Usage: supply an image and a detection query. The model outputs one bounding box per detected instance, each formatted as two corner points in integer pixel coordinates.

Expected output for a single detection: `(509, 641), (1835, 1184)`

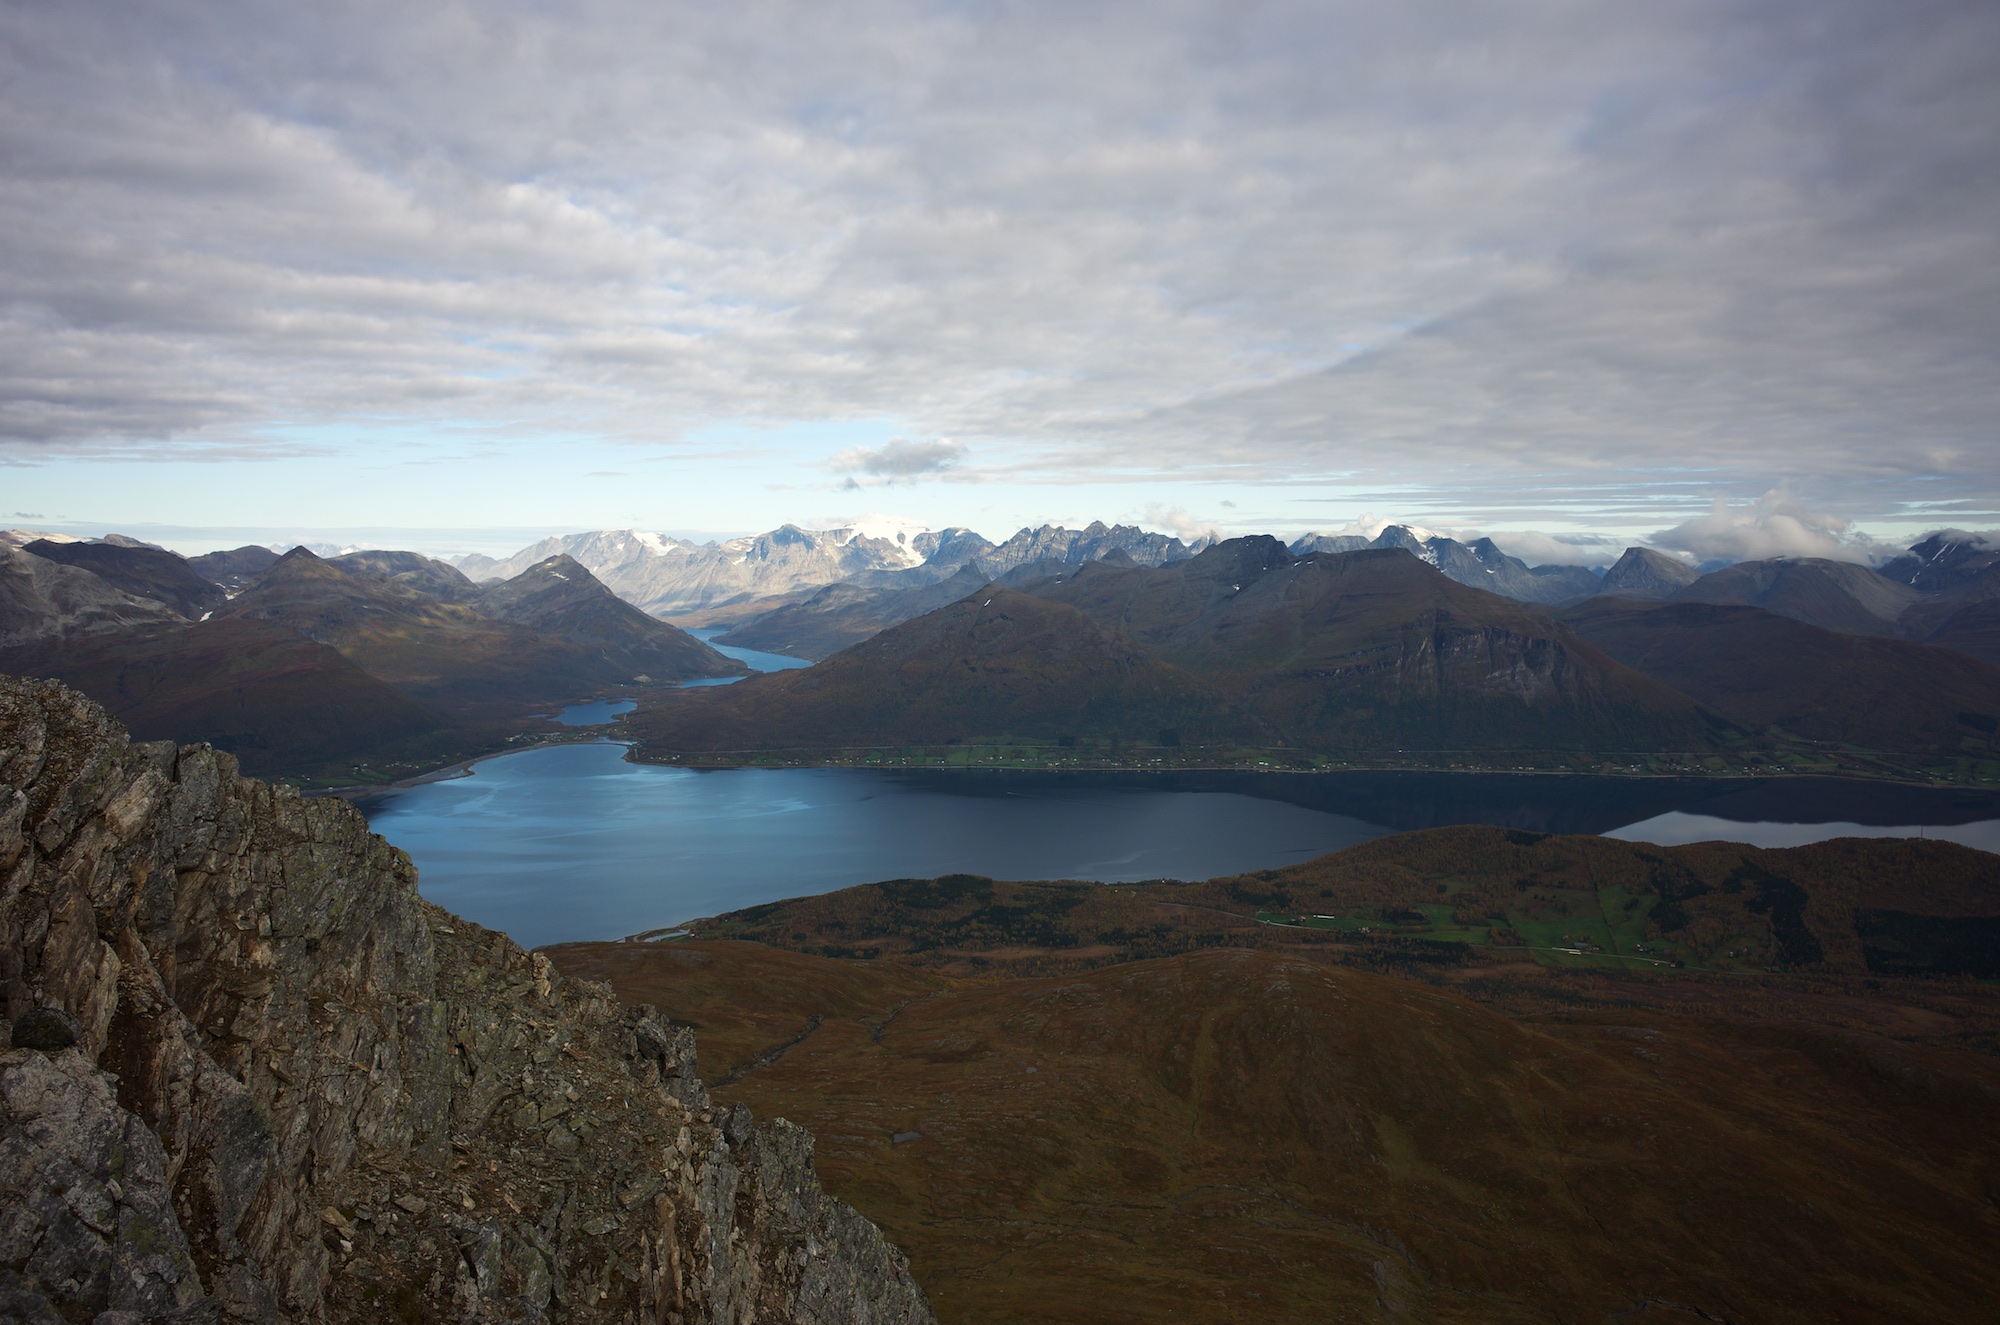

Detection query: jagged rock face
(0, 677), (934, 1325)
(978, 522), (1204, 574)
(1291, 528), (1600, 605)
(461, 528), (924, 619)
(1877, 530), (2000, 593)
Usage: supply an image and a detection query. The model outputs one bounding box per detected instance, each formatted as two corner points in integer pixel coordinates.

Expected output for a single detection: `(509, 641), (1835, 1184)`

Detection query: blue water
(365, 744), (1389, 946)
(688, 626), (812, 676)
(360, 747), (2000, 948)
(554, 699), (636, 726)
(1607, 811), (2000, 854)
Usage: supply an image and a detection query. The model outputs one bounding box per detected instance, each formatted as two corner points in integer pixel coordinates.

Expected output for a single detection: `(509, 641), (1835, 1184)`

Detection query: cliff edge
(0, 675), (935, 1324)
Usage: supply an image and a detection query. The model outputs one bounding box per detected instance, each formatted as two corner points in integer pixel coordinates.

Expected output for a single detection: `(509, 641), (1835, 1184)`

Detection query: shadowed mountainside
(222, 547), (737, 720)
(0, 544), (182, 647)
(0, 616), (448, 774)
(713, 564), (997, 661)
(329, 547), (485, 603)
(1562, 596), (2000, 754)
(1670, 556), (1920, 636)
(1289, 525), (1602, 603)
(186, 543), (281, 590)
(22, 537), (227, 620)
(1597, 546), (1701, 598)
(1, 546), (743, 778)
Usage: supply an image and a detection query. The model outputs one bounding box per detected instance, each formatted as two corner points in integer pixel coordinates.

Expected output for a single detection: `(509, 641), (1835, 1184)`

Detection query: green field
(1258, 888), (1687, 969)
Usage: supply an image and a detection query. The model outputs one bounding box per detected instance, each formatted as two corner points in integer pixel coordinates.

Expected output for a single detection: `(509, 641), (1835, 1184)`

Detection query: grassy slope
(625, 589), (1247, 753)
(551, 831), (2000, 1325)
(667, 827), (2000, 979)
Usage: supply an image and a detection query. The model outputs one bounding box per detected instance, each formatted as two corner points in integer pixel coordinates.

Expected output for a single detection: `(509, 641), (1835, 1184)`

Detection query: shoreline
(321, 733), (637, 805)
(315, 731), (1998, 802)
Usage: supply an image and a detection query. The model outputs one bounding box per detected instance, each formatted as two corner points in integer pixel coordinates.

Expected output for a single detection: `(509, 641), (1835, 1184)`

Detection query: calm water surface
(688, 626), (812, 675)
(553, 698), (636, 726)
(360, 743), (2000, 947)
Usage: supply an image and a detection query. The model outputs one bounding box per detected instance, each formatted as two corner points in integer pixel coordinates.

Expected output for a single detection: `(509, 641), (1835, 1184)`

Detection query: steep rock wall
(0, 677), (934, 1324)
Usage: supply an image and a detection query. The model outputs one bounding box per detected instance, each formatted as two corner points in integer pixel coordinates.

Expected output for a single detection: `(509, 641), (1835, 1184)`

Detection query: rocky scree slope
(0, 677), (933, 1325)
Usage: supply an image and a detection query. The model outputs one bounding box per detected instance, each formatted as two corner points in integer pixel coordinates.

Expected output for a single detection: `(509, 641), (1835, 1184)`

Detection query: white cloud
(1480, 530), (1625, 568)
(1649, 491), (1894, 565)
(1140, 504), (1225, 543)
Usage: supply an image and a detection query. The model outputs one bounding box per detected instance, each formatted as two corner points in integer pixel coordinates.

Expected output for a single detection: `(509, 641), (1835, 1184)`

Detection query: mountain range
(627, 533), (2000, 775)
(7, 519), (2000, 783)
(657, 522), (2000, 669)
(454, 520), (1214, 619)
(0, 537), (742, 777)
(626, 539), (1738, 763)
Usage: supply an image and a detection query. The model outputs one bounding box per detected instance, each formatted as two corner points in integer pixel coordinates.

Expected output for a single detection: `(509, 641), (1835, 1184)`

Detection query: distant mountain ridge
(453, 520), (1214, 620)
(1290, 525), (1602, 605)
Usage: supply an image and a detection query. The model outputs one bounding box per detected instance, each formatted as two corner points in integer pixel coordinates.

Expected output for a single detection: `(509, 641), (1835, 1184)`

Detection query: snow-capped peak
(633, 531), (685, 555)
(817, 514), (932, 565)
(1308, 514), (1440, 543)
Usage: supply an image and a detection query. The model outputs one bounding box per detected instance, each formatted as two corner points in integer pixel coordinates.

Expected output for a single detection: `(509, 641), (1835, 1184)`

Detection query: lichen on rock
(0, 676), (935, 1324)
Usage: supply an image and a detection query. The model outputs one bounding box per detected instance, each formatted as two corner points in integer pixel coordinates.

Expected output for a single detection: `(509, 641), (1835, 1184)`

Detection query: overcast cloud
(2, 0), (1997, 541)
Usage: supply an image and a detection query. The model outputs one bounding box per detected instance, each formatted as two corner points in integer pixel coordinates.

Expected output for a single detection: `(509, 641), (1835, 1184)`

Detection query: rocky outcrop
(0, 676), (934, 1324)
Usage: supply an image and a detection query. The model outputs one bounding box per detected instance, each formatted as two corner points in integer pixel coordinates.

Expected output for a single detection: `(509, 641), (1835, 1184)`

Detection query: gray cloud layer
(3, 0), (1996, 527)
(832, 438), (966, 479)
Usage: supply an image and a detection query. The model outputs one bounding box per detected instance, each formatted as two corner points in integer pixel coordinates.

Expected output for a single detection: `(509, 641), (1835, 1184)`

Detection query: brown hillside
(1021, 541), (1728, 751)
(552, 937), (2000, 1325)
(224, 547), (652, 719)
(0, 618), (447, 775)
(477, 554), (747, 681)
(625, 589), (1244, 753)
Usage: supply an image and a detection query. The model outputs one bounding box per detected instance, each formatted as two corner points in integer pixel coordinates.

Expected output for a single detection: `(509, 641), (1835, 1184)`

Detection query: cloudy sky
(3, 0), (1996, 561)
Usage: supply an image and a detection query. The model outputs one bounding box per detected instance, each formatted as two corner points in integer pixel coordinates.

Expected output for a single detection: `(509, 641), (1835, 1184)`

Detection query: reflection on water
(360, 745), (2000, 948)
(365, 744), (1387, 945)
